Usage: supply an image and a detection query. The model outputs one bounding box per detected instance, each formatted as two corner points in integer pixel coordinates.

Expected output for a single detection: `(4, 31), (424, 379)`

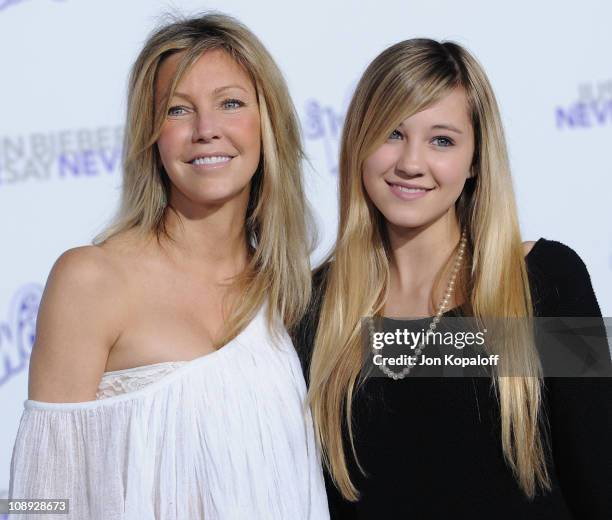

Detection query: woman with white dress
(9, 13), (329, 519)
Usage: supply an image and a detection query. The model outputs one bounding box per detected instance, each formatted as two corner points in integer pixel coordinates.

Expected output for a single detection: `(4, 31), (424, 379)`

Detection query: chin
(377, 206), (425, 229)
(191, 192), (244, 207)
(384, 217), (428, 231)
(168, 175), (247, 204)
(381, 207), (457, 233)
(194, 183), (251, 206)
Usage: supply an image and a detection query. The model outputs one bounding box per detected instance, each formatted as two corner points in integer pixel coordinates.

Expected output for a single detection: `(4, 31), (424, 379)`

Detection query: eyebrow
(172, 84), (249, 101)
(431, 124), (463, 134)
(213, 84), (249, 95)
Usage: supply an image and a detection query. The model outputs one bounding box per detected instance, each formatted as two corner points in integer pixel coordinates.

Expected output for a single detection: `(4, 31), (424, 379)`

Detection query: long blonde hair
(93, 12), (313, 338)
(309, 39), (550, 500)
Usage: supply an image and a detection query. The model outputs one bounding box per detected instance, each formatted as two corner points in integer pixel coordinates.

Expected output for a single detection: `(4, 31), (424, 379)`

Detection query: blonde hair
(93, 12), (313, 338)
(309, 39), (550, 500)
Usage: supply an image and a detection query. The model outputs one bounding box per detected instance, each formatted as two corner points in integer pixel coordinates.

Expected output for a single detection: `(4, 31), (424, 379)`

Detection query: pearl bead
(370, 229), (466, 380)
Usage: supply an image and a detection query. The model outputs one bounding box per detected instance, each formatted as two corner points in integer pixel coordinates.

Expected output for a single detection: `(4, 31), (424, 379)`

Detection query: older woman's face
(362, 88), (475, 231)
(155, 49), (261, 209)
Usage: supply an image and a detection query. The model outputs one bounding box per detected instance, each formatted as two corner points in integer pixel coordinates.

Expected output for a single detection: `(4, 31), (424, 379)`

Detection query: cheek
(431, 154), (472, 186)
(363, 147), (396, 185)
(362, 159), (378, 201)
(231, 113), (261, 155)
(156, 134), (171, 163)
(157, 123), (187, 163)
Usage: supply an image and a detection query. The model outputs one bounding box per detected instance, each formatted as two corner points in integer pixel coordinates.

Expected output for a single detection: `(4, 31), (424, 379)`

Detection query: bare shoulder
(28, 245), (127, 403)
(50, 245), (122, 289)
(522, 241), (537, 256)
(46, 246), (128, 318)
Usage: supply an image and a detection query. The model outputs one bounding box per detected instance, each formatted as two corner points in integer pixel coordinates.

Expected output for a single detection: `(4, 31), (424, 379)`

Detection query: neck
(159, 189), (251, 280)
(386, 211), (462, 315)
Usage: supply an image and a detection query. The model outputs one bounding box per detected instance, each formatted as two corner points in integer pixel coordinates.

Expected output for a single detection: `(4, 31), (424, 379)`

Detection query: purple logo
(303, 99), (344, 175)
(0, 284), (42, 387)
(0, 126), (123, 186)
(58, 148), (122, 178)
(556, 80), (612, 129)
(301, 82), (356, 176)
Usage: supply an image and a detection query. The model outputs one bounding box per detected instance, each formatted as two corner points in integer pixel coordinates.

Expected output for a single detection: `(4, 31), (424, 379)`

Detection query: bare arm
(28, 246), (125, 403)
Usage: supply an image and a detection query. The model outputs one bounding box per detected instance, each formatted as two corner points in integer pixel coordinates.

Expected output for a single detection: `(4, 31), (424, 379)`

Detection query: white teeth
(397, 186), (427, 193)
(191, 155), (232, 165)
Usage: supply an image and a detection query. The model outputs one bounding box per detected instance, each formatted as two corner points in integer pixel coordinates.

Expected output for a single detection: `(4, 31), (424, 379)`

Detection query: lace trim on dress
(96, 361), (188, 400)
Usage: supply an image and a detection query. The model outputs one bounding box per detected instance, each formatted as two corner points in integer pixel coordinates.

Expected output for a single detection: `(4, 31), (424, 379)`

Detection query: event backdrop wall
(1, 0), (611, 501)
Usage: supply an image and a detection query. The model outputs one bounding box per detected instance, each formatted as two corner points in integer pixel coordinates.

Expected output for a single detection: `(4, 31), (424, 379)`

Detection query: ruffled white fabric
(9, 306), (329, 519)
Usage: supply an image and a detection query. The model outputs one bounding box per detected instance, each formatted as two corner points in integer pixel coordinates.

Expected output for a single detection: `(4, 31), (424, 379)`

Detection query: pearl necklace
(369, 230), (467, 380)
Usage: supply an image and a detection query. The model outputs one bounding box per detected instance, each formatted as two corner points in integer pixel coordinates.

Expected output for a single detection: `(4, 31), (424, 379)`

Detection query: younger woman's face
(155, 49), (261, 209)
(362, 88), (475, 232)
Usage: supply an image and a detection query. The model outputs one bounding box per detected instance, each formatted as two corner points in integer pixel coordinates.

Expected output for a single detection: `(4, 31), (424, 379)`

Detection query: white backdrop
(1, 0), (611, 501)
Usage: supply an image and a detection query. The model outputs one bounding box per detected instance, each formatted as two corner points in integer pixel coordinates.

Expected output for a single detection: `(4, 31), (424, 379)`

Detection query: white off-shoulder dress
(9, 305), (329, 519)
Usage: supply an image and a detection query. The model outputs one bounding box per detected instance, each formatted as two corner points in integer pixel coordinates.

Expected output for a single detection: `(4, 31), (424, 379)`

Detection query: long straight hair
(309, 39), (550, 500)
(93, 13), (313, 338)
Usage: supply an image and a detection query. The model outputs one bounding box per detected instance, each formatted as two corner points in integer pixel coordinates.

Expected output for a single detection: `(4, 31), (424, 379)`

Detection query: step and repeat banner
(1, 0), (611, 498)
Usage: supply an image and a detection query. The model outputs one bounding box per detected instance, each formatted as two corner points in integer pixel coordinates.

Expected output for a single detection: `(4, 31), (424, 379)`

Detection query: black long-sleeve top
(292, 238), (612, 519)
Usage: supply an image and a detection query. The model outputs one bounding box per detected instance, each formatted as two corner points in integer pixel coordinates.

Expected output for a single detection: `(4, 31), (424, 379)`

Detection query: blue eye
(389, 129), (403, 140)
(167, 106), (187, 117)
(223, 98), (245, 109)
(432, 136), (454, 147)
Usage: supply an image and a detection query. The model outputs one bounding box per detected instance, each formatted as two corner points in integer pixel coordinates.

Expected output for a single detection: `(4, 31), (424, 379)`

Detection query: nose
(396, 140), (425, 178)
(192, 110), (221, 143)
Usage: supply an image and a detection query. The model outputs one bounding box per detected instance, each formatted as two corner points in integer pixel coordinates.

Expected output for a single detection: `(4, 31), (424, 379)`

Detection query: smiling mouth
(395, 186), (429, 193)
(386, 181), (435, 201)
(189, 155), (234, 166)
(386, 181), (434, 193)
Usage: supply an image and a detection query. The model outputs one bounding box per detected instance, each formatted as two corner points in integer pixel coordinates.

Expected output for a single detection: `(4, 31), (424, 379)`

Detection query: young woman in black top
(295, 39), (611, 519)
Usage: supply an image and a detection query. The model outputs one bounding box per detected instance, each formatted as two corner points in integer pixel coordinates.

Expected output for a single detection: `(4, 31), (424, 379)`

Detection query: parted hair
(308, 38), (550, 501)
(93, 12), (313, 339)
